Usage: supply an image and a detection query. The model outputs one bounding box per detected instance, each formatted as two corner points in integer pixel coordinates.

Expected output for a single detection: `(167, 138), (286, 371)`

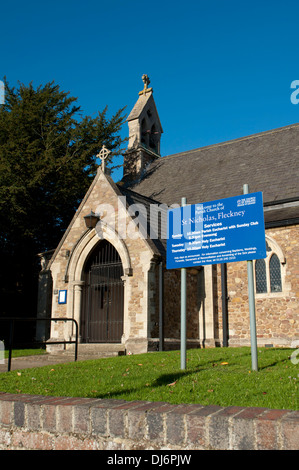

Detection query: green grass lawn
(4, 348), (46, 359)
(0, 347), (298, 410)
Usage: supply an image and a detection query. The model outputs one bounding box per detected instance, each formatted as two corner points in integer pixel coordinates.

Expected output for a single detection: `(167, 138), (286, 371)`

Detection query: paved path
(0, 353), (109, 373)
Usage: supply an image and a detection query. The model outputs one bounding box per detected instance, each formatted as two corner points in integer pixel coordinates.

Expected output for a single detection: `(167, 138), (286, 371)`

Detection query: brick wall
(0, 392), (298, 450)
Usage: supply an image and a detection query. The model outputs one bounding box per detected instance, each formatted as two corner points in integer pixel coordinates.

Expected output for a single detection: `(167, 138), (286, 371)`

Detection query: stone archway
(81, 239), (124, 343)
(65, 223), (132, 343)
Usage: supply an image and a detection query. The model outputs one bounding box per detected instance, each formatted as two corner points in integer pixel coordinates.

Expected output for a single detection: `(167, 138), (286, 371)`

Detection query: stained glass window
(270, 254), (282, 292)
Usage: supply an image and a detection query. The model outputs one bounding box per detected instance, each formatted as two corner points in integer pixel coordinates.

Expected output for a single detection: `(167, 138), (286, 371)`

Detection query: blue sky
(1, 0), (299, 181)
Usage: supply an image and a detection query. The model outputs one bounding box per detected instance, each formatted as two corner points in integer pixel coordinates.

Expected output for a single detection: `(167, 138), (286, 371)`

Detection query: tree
(0, 79), (126, 334)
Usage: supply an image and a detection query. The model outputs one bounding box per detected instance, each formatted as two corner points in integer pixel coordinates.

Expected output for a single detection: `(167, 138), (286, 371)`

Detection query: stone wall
(0, 393), (298, 450)
(157, 269), (200, 343)
(216, 225), (299, 347)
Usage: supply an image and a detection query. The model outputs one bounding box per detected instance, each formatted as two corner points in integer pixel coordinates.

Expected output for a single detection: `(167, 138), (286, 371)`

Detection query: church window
(269, 254), (282, 292)
(255, 259), (267, 293)
(254, 237), (284, 294)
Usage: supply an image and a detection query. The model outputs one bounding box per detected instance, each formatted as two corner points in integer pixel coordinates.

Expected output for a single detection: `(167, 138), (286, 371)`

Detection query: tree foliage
(0, 79), (126, 320)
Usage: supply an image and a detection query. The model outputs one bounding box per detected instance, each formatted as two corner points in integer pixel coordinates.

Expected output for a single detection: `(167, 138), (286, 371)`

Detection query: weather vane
(97, 145), (111, 173)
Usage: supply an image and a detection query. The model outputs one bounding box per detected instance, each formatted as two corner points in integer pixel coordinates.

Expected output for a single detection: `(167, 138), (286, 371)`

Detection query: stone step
(63, 343), (126, 358)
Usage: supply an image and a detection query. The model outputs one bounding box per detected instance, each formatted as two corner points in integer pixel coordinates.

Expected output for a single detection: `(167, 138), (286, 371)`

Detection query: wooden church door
(81, 240), (124, 343)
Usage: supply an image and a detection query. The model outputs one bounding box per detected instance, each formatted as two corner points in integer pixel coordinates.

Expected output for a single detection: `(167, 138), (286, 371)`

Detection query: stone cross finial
(142, 74), (150, 90)
(97, 145), (111, 173)
(139, 74), (153, 95)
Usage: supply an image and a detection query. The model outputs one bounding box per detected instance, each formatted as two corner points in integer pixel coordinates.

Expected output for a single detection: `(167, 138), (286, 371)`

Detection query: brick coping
(0, 392), (298, 450)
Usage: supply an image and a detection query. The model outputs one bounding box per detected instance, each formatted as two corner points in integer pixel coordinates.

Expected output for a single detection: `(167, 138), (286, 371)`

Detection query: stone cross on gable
(97, 145), (111, 173)
(139, 74), (153, 95)
(142, 74), (150, 90)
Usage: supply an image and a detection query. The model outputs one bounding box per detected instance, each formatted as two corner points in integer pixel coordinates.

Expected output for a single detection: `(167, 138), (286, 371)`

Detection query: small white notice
(58, 290), (67, 304)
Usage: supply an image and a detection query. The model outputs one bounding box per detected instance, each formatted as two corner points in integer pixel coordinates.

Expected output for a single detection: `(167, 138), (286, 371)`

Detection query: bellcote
(123, 75), (163, 183)
(127, 75), (163, 155)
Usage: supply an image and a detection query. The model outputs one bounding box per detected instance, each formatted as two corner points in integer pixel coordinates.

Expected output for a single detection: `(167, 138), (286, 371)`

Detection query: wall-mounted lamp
(83, 210), (100, 229)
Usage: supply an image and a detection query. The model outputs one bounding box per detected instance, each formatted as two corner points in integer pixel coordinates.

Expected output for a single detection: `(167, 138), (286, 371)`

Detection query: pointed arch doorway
(81, 240), (124, 343)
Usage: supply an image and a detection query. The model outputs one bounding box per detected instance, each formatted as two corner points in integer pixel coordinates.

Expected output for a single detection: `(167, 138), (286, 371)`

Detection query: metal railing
(0, 317), (78, 372)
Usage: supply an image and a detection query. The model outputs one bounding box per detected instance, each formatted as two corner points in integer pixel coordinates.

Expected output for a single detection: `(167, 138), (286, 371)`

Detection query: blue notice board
(167, 192), (266, 269)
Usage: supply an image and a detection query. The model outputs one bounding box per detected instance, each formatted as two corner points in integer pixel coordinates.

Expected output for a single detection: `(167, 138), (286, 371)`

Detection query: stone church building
(41, 76), (299, 354)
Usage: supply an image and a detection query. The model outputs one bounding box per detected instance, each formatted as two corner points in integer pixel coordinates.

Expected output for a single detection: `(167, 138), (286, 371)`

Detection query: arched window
(255, 259), (267, 293)
(269, 254), (282, 292)
(141, 118), (149, 147)
(254, 238), (284, 294)
(149, 124), (157, 152)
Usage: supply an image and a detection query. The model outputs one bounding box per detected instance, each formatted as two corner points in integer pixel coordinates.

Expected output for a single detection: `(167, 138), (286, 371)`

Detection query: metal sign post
(167, 190), (265, 372)
(180, 197), (187, 370)
(243, 184), (258, 371)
